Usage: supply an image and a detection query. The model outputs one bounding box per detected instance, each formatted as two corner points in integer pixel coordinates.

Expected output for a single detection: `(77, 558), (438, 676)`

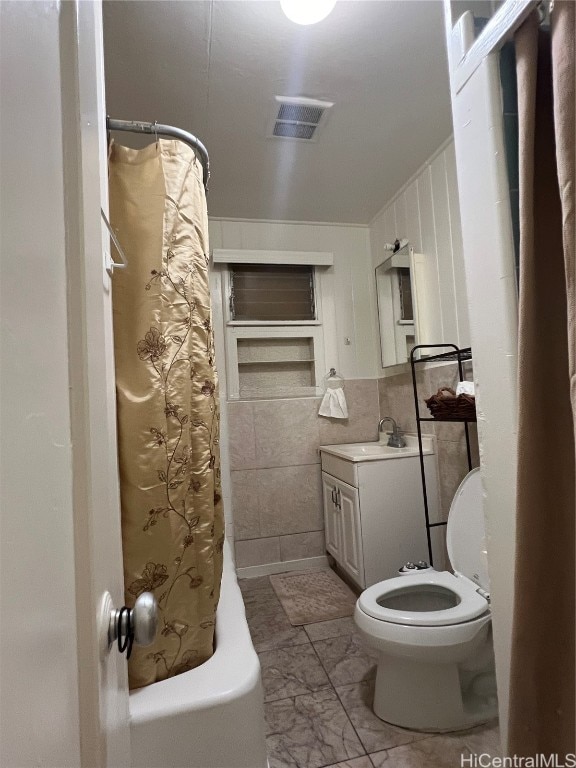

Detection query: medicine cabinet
(375, 244), (437, 368)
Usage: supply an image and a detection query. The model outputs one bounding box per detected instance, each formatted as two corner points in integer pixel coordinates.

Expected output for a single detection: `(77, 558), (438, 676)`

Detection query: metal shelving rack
(410, 344), (474, 565)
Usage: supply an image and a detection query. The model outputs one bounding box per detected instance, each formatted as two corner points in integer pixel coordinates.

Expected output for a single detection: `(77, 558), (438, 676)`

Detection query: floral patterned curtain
(109, 139), (224, 689)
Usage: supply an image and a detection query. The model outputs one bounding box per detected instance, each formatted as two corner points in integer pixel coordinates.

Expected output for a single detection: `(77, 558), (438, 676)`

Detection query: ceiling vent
(269, 96), (334, 142)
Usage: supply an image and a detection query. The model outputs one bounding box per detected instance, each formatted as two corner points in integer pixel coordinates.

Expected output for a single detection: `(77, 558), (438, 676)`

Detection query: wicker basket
(424, 387), (476, 421)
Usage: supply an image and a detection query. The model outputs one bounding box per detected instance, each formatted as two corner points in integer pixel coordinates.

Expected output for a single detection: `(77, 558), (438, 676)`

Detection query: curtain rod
(106, 118), (210, 190)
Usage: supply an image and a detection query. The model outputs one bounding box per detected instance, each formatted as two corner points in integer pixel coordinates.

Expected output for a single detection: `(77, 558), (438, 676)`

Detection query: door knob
(108, 592), (158, 658)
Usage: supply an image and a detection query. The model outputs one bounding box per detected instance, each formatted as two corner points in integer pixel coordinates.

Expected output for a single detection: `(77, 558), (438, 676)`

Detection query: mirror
(375, 244), (418, 368)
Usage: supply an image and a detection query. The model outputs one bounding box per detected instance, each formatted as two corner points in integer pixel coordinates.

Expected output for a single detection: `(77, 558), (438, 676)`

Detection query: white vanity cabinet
(321, 474), (363, 585)
(320, 436), (439, 589)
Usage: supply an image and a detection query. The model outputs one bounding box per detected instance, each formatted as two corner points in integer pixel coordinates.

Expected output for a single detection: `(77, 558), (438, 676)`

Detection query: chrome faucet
(378, 416), (406, 448)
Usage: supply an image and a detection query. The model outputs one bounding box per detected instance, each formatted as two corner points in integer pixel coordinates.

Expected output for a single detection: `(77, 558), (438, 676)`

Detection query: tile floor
(239, 573), (501, 768)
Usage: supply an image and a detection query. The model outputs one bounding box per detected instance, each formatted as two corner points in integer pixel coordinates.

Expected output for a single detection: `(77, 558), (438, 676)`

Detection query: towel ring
(323, 368), (344, 391)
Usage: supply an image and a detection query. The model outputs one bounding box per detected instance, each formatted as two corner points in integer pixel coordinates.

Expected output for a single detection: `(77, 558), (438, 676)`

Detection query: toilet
(354, 468), (498, 732)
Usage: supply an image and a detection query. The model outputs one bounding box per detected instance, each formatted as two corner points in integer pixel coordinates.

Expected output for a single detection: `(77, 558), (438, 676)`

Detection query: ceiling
(103, 1), (452, 225)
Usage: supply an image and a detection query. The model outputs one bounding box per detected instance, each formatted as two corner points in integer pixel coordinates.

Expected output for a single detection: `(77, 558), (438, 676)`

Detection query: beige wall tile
(436, 438), (475, 520)
(378, 367), (479, 511)
(231, 470), (261, 540)
(430, 525), (449, 571)
(425, 362), (460, 394)
(253, 398), (321, 468)
(432, 420), (466, 442)
(279, 531), (326, 561)
(432, 419), (480, 447)
(377, 369), (433, 435)
(377, 377), (391, 415)
(319, 379), (380, 446)
(469, 422), (480, 467)
(235, 536), (281, 568)
(227, 401), (257, 470)
(259, 464), (323, 537)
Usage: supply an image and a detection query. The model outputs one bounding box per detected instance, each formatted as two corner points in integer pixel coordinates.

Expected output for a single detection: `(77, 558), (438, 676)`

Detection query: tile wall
(228, 380), (381, 569)
(229, 366), (478, 572)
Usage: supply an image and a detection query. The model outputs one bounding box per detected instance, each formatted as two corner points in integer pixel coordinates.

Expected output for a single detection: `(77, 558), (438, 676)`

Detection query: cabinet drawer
(320, 451), (358, 487)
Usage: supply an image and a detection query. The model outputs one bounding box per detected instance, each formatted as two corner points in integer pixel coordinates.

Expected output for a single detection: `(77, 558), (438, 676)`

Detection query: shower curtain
(509, 3), (575, 756)
(109, 140), (224, 689)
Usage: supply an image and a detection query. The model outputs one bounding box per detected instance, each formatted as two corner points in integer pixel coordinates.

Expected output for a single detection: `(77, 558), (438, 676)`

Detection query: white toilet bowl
(354, 469), (498, 732)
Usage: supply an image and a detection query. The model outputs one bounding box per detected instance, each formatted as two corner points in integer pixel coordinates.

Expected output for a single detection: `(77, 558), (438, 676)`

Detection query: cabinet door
(337, 481), (365, 587)
(322, 472), (341, 558)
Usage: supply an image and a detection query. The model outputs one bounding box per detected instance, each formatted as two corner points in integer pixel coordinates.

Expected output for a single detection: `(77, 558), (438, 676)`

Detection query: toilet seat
(357, 570), (489, 627)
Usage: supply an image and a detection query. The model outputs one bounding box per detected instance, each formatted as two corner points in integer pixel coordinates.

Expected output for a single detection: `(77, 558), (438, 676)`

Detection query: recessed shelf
(238, 358), (315, 365)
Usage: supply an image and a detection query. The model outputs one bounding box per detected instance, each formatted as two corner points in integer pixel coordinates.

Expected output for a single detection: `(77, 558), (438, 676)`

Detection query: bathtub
(129, 541), (268, 768)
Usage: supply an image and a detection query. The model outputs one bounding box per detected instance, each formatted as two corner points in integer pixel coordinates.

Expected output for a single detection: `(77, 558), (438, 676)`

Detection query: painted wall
(370, 139), (471, 375)
(209, 219), (380, 572)
(0, 3), (82, 764)
(210, 218), (379, 381)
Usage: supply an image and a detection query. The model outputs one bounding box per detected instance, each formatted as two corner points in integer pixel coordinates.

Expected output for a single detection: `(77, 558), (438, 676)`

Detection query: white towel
(456, 381), (475, 397)
(318, 387), (348, 419)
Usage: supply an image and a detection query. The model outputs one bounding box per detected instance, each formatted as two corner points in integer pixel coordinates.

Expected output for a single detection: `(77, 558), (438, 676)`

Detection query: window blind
(230, 264), (316, 321)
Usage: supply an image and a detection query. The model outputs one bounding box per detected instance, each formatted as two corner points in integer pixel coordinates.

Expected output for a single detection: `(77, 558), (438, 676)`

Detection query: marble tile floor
(239, 574), (501, 768)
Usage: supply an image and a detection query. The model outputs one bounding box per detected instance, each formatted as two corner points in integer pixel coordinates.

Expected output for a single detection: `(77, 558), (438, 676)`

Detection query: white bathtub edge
(129, 541), (261, 726)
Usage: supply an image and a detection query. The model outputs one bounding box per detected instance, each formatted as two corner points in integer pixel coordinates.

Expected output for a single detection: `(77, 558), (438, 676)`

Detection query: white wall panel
(445, 142), (471, 347)
(416, 168), (444, 344)
(383, 207), (397, 255)
(369, 139), (469, 372)
(331, 236), (357, 376)
(210, 219), (223, 249)
(394, 195), (408, 244)
(430, 152), (459, 344)
(208, 218), (378, 380)
(405, 181), (423, 253)
(351, 229), (378, 377)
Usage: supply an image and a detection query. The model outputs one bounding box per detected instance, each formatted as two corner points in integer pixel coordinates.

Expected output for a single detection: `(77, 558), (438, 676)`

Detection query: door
(322, 472), (341, 558)
(0, 2), (131, 766)
(337, 481), (364, 588)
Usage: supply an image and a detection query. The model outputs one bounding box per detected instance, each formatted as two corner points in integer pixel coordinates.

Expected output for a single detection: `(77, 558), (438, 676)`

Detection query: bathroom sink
(344, 444), (411, 457)
(319, 435), (434, 463)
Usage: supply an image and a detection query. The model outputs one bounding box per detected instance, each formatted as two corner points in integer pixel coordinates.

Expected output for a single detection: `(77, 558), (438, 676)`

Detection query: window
(220, 258), (328, 401)
(229, 264), (316, 322)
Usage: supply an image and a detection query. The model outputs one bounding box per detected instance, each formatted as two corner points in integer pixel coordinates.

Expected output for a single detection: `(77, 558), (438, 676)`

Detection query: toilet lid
(446, 469), (490, 592)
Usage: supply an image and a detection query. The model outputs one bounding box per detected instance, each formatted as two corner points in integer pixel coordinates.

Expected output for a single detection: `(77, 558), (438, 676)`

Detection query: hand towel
(318, 387), (348, 419)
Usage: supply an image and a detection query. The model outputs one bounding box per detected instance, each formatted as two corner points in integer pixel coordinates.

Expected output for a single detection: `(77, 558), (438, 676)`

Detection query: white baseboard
(236, 555), (329, 579)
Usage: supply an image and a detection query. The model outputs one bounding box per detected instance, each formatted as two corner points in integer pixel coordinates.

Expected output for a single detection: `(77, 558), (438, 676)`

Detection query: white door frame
(443, 0), (537, 746)
(62, 1), (131, 765)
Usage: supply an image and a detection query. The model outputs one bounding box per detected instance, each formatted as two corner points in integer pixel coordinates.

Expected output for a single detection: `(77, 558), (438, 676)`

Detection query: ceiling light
(280, 0), (336, 26)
